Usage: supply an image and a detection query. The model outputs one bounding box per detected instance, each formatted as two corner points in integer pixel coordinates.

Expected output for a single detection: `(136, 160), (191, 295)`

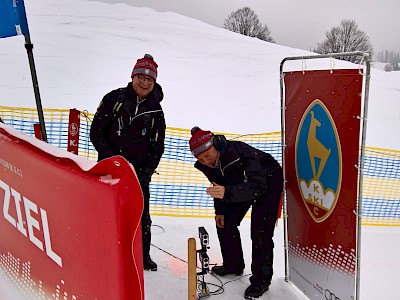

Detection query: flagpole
(24, 34), (48, 142)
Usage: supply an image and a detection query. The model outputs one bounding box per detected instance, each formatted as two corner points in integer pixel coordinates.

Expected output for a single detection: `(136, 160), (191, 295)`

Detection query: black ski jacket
(90, 82), (166, 179)
(195, 135), (281, 215)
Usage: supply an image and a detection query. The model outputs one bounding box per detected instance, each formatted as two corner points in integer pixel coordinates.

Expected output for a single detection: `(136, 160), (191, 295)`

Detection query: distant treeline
(375, 50), (400, 71)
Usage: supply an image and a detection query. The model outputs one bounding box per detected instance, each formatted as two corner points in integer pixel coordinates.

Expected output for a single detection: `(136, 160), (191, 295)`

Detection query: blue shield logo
(295, 99), (342, 222)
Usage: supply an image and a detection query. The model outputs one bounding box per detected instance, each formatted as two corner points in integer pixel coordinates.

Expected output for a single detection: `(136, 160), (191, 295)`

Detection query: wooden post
(188, 238), (197, 300)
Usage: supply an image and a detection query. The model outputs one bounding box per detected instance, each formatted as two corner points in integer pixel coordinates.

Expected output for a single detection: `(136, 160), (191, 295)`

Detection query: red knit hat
(131, 54), (158, 81)
(189, 127), (214, 157)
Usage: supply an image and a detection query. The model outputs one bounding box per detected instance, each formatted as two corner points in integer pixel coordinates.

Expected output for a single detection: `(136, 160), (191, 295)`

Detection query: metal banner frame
(279, 52), (371, 300)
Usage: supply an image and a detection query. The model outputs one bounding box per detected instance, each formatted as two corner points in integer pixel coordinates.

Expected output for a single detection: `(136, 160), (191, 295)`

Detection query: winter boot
(144, 256), (157, 271)
(211, 265), (243, 276)
(244, 282), (270, 299)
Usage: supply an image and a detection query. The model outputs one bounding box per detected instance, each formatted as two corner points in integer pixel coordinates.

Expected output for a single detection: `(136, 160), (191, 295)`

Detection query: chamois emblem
(295, 99), (342, 222)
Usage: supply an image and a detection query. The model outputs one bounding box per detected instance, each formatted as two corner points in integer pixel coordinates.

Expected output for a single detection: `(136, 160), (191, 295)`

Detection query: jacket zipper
(219, 158), (240, 177)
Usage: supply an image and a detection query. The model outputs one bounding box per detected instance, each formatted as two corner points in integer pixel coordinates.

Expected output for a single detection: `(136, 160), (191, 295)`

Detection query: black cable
(150, 224), (250, 297)
(197, 271), (224, 295)
(202, 271), (251, 295)
(81, 110), (93, 122)
(150, 242), (189, 264)
(151, 224), (165, 233)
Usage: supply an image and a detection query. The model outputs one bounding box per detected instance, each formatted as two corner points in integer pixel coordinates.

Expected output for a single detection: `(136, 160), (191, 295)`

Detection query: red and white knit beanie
(189, 127), (214, 157)
(131, 54), (158, 81)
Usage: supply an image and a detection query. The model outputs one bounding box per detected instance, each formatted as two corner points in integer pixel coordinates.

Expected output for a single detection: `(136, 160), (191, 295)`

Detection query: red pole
(67, 108), (80, 154)
(33, 123), (42, 140)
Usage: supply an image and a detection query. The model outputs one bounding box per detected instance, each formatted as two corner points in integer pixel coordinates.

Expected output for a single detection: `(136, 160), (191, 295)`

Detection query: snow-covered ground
(1, 0), (399, 299)
(2, 216), (399, 300)
(142, 217), (400, 300)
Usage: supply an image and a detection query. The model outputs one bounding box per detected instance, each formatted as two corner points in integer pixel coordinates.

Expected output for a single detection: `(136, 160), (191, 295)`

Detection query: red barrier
(0, 123), (144, 299)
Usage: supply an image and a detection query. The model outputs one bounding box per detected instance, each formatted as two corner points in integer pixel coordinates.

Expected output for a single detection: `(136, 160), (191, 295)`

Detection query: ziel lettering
(0, 179), (62, 267)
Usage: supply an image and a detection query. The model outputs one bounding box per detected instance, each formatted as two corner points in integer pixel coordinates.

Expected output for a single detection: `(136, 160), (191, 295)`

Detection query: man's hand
(215, 215), (224, 228)
(206, 182), (225, 199)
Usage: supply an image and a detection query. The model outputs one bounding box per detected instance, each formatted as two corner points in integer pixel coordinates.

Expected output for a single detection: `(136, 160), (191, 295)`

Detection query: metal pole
(279, 61), (289, 282)
(355, 55), (371, 300)
(280, 51), (367, 65)
(24, 34), (48, 142)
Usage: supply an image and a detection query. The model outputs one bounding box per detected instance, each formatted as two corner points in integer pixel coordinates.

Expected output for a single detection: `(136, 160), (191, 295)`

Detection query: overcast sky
(94, 0), (400, 54)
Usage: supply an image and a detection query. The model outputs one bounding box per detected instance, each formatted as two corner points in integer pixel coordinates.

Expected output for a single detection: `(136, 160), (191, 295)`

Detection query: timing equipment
(199, 226), (209, 247)
(197, 227), (210, 299)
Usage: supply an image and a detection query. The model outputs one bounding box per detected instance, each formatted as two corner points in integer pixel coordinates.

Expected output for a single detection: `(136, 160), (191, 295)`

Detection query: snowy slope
(0, 0), (398, 148)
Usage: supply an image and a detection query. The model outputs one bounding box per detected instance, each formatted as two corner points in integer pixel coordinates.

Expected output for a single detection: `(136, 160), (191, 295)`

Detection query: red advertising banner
(284, 69), (362, 300)
(0, 123), (144, 300)
(67, 108), (80, 154)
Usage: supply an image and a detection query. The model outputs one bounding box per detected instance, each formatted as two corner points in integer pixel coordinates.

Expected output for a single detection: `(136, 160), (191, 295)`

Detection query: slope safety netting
(1, 106), (399, 226)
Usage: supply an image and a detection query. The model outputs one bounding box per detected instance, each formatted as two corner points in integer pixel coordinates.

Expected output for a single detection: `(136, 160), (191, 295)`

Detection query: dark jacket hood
(153, 82), (164, 103)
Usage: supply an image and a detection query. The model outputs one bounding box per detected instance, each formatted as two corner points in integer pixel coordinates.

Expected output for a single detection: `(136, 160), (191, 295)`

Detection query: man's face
(196, 147), (219, 167)
(132, 74), (155, 98)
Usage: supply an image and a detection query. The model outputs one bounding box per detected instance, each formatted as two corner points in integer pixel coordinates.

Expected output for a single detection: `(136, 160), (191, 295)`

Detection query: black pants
(216, 169), (283, 285)
(140, 179), (152, 259)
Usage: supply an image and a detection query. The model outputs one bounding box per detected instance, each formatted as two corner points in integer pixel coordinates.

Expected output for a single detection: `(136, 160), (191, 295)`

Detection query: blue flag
(0, 0), (29, 38)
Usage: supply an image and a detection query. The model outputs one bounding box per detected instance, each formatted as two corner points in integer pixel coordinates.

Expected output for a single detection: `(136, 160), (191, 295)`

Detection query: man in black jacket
(90, 54), (166, 271)
(189, 127), (283, 299)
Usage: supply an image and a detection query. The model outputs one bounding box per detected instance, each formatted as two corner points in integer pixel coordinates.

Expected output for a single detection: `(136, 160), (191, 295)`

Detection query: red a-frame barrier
(0, 122), (144, 299)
